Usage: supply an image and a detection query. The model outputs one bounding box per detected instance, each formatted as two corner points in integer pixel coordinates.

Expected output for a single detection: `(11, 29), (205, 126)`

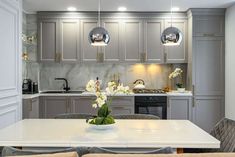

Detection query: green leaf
(98, 103), (109, 117)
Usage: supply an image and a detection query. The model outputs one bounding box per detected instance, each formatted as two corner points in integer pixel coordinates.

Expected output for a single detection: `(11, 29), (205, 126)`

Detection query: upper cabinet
(102, 19), (121, 62)
(164, 19), (187, 63)
(38, 19), (59, 62)
(122, 19), (144, 62)
(80, 19), (98, 62)
(37, 13), (188, 64)
(144, 19), (164, 63)
(193, 15), (224, 37)
(38, 18), (80, 63)
(59, 19), (80, 62)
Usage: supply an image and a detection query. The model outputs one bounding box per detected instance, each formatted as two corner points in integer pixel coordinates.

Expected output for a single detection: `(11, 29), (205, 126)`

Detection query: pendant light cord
(98, 0), (101, 27)
(170, 0), (173, 27)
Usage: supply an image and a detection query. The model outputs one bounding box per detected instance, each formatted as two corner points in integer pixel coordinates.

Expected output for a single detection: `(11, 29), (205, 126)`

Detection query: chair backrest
(113, 114), (160, 120)
(210, 118), (235, 152)
(54, 113), (94, 119)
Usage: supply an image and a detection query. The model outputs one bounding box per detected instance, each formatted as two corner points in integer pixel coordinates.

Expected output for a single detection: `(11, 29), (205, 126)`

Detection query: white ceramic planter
(88, 123), (115, 130)
(177, 88), (186, 93)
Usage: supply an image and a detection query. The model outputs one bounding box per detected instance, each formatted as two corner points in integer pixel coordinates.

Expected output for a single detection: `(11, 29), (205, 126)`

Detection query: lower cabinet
(71, 96), (97, 115)
(40, 96), (135, 118)
(192, 96), (225, 132)
(22, 97), (40, 119)
(41, 96), (71, 118)
(109, 97), (135, 115)
(167, 96), (192, 120)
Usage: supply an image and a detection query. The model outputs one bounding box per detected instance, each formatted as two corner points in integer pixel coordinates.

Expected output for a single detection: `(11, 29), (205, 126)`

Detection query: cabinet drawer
(109, 97), (134, 106)
(110, 106), (134, 115)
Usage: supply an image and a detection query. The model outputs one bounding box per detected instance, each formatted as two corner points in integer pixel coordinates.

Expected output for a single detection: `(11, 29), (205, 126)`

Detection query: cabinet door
(23, 98), (39, 119)
(72, 97), (97, 115)
(193, 37), (224, 96)
(80, 19), (98, 62)
(109, 97), (135, 115)
(59, 19), (80, 62)
(144, 20), (164, 63)
(38, 19), (59, 62)
(102, 20), (121, 62)
(122, 20), (144, 62)
(193, 96), (224, 132)
(167, 97), (192, 120)
(193, 15), (224, 37)
(43, 97), (70, 118)
(164, 19), (187, 63)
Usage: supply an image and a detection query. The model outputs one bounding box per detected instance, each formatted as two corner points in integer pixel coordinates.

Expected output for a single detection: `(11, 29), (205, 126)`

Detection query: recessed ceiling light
(118, 7), (127, 12)
(67, 7), (77, 11)
(171, 7), (180, 12)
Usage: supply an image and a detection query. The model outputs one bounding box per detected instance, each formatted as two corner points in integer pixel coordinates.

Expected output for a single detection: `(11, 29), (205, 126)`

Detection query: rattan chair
(113, 114), (160, 120)
(54, 113), (95, 119)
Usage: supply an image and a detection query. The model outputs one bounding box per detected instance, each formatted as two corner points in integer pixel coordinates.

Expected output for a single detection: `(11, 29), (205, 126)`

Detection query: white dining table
(0, 119), (220, 152)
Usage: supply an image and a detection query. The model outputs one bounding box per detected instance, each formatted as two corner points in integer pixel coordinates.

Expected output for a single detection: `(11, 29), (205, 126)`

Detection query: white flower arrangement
(86, 80), (131, 125)
(169, 68), (183, 79)
(86, 80), (131, 108)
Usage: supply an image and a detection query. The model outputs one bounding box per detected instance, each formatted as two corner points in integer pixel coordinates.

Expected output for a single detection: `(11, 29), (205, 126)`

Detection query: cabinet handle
(203, 33), (215, 37)
(192, 85), (195, 96)
(164, 52), (167, 63)
(30, 100), (33, 111)
(140, 53), (147, 63)
(55, 53), (61, 62)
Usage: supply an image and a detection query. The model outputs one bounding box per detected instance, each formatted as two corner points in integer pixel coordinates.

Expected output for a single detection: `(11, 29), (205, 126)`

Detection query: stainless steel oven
(135, 96), (167, 119)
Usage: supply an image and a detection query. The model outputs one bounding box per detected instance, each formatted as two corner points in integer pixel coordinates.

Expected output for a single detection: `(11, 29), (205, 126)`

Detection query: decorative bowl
(88, 123), (115, 130)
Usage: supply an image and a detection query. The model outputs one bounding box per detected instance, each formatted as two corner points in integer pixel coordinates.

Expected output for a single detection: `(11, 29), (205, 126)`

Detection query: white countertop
(22, 91), (192, 99)
(0, 119), (219, 148)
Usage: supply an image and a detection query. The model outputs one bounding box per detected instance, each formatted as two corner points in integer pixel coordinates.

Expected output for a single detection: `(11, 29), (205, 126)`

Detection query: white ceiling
(23, 0), (235, 13)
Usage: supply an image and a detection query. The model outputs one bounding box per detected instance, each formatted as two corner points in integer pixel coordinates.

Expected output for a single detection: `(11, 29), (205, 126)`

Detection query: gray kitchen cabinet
(42, 97), (71, 118)
(80, 19), (98, 62)
(122, 19), (144, 62)
(109, 97), (135, 115)
(193, 96), (224, 132)
(71, 96), (97, 115)
(102, 19), (121, 62)
(59, 19), (80, 62)
(22, 98), (40, 119)
(193, 15), (224, 37)
(38, 19), (59, 62)
(164, 19), (187, 63)
(144, 19), (164, 63)
(167, 96), (192, 120)
(38, 18), (80, 63)
(187, 9), (225, 132)
(193, 37), (224, 96)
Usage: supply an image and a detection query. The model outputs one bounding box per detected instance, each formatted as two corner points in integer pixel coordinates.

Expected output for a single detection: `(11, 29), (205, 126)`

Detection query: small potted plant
(85, 80), (131, 130)
(169, 68), (185, 92)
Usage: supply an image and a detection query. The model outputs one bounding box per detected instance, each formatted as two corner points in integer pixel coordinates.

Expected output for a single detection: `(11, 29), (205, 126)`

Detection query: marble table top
(0, 119), (219, 148)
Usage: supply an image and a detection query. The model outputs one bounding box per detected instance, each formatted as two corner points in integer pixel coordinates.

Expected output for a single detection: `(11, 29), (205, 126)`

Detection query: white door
(0, 0), (22, 128)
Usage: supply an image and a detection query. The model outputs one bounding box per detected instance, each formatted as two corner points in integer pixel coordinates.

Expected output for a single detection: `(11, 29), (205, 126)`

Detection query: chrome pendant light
(88, 0), (110, 46)
(161, 0), (182, 46)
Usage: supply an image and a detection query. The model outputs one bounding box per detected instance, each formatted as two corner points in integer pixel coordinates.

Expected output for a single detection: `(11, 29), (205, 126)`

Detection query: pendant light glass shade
(161, 27), (183, 46)
(161, 0), (183, 46)
(88, 0), (110, 46)
(89, 27), (110, 46)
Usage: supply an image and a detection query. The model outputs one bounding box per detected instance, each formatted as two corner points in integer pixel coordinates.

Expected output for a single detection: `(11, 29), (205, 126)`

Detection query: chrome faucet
(55, 78), (70, 92)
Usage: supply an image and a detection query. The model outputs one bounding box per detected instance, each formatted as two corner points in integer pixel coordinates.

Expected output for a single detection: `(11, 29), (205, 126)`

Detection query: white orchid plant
(169, 68), (184, 88)
(86, 80), (131, 125)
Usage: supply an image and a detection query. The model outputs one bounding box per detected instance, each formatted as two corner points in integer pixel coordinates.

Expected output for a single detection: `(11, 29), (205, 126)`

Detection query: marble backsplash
(23, 62), (187, 91)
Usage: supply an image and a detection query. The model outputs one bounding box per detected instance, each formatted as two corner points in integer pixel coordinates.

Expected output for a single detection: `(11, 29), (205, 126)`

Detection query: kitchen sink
(41, 90), (84, 94)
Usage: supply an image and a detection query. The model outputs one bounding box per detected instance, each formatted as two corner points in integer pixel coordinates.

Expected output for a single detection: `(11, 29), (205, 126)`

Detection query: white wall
(0, 0), (22, 128)
(225, 4), (235, 120)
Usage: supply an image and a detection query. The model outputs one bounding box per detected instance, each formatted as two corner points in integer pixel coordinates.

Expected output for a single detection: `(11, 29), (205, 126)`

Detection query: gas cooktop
(133, 88), (166, 94)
